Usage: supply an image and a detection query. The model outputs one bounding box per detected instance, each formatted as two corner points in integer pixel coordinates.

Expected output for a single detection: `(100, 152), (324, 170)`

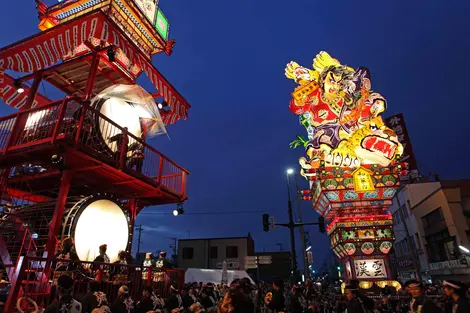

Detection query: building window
(182, 247), (194, 259)
(415, 233), (422, 249)
(210, 246), (218, 259)
(393, 211), (401, 225)
(226, 246), (238, 258)
(421, 208), (444, 229)
(402, 204), (409, 218)
(425, 229), (456, 262)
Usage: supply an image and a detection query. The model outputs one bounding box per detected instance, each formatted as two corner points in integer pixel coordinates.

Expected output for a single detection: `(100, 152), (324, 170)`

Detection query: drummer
(93, 244), (111, 282)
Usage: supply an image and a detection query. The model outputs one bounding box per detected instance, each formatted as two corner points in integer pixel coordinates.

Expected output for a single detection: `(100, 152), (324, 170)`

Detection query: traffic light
(318, 216), (325, 233)
(262, 214), (270, 232)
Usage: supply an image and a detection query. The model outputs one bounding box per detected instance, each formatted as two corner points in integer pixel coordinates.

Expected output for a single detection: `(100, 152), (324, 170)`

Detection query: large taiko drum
(6, 195), (132, 263)
(90, 96), (152, 156)
(61, 195), (131, 262)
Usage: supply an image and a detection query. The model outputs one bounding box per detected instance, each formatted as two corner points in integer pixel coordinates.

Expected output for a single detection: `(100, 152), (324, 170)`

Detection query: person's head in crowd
(345, 280), (360, 301)
(305, 279), (312, 288)
(160, 251), (167, 259)
(170, 284), (179, 294)
(142, 285), (153, 298)
(272, 278), (284, 291)
(88, 280), (101, 293)
(58, 275), (74, 298)
(292, 285), (302, 297)
(99, 244), (107, 256)
(63, 237), (74, 251)
(443, 280), (467, 299)
(118, 285), (129, 298)
(405, 280), (423, 298)
(118, 250), (126, 261)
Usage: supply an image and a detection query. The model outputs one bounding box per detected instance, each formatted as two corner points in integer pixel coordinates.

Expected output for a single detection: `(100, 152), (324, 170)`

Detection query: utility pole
(276, 242), (283, 252)
(135, 224), (143, 255)
(395, 186), (422, 281)
(286, 172), (298, 283)
(295, 174), (308, 280)
(169, 237), (177, 261)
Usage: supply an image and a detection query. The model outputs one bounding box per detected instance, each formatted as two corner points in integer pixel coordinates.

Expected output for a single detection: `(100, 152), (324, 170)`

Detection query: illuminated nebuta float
(286, 52), (408, 289)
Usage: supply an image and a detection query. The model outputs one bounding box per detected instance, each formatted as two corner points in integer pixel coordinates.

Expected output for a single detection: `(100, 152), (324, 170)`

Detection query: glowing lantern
(352, 167), (375, 192)
(38, 18), (57, 31)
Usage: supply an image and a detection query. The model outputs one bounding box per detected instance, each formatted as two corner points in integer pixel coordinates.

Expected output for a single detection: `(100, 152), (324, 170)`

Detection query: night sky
(1, 0), (470, 271)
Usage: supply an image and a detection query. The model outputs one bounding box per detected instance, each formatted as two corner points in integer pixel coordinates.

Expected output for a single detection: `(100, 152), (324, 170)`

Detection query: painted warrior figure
(285, 51), (403, 173)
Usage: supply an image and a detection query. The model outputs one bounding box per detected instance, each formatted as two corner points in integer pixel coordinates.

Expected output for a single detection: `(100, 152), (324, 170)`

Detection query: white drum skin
(73, 199), (129, 262)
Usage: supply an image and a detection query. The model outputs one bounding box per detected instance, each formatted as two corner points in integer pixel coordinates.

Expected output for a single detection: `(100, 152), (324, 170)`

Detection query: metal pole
(135, 225), (143, 255)
(395, 187), (422, 281)
(295, 174), (308, 279)
(287, 173), (298, 283)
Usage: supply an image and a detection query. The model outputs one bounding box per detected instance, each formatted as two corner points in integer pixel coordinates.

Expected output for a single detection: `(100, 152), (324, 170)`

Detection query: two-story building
(389, 180), (470, 282)
(177, 234), (255, 270)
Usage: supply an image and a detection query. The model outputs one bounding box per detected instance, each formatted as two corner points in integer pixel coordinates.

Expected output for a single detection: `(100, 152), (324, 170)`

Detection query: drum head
(73, 199), (129, 262)
(98, 97), (152, 152)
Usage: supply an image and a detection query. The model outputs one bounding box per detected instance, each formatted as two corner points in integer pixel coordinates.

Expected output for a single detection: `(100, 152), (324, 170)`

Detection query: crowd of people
(2, 239), (470, 313)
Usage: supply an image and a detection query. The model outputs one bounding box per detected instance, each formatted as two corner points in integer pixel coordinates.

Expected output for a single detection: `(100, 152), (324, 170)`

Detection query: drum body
(61, 195), (131, 263)
(7, 195), (132, 263)
(91, 97), (151, 155)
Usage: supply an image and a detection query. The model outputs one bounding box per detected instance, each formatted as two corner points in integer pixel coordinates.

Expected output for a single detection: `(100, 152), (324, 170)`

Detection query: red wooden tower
(0, 0), (190, 310)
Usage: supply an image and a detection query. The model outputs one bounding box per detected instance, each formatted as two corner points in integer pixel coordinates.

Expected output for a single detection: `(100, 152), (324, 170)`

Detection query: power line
(138, 210), (263, 215)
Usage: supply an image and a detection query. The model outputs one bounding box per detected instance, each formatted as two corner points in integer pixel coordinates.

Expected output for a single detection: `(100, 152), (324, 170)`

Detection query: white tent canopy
(184, 268), (254, 285)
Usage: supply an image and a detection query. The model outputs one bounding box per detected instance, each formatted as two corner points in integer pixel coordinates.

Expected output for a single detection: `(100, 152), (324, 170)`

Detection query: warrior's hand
(285, 61), (301, 80)
(285, 62), (318, 84)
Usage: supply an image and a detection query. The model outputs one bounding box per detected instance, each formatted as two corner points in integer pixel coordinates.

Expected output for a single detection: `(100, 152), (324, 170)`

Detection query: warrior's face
(323, 71), (342, 99)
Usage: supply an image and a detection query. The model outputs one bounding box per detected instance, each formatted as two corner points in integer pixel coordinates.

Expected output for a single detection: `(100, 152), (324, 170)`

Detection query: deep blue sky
(1, 0), (470, 271)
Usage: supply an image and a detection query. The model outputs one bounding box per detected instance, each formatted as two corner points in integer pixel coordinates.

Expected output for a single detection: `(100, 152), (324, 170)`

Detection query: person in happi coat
(344, 280), (374, 313)
(265, 279), (286, 313)
(112, 251), (129, 283)
(108, 127), (129, 168)
(443, 280), (469, 313)
(111, 285), (134, 313)
(200, 287), (217, 312)
(128, 133), (145, 173)
(93, 244), (110, 282)
(165, 285), (184, 313)
(404, 280), (440, 313)
(136, 286), (155, 313)
(82, 280), (109, 313)
(205, 283), (219, 305)
(183, 286), (198, 311)
(290, 285), (305, 313)
(44, 275), (82, 313)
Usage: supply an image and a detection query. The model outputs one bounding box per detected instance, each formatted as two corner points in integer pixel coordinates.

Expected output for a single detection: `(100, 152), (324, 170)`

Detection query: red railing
(0, 98), (188, 199)
(8, 256), (184, 311)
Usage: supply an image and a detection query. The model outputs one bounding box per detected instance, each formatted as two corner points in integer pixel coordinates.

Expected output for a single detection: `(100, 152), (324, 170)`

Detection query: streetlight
(286, 167), (298, 283)
(306, 246), (311, 251)
(459, 245), (470, 254)
(173, 203), (184, 216)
